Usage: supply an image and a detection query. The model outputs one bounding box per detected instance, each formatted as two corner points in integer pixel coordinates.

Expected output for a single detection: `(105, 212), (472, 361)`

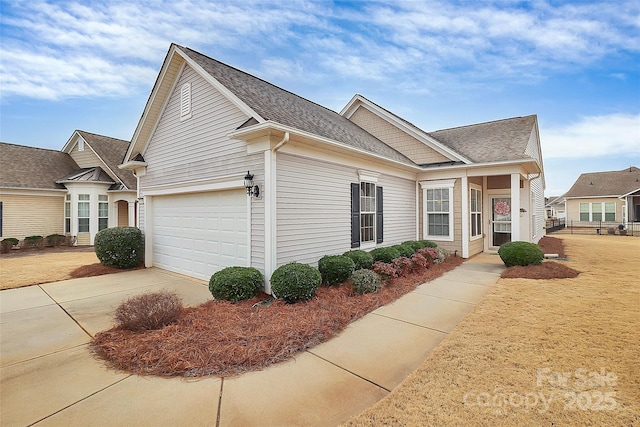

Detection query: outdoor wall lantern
(244, 171), (260, 198)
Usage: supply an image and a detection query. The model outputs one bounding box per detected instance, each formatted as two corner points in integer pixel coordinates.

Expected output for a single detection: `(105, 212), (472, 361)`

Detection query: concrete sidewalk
(0, 254), (504, 427)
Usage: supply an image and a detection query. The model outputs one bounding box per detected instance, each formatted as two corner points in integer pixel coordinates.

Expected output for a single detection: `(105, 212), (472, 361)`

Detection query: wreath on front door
(494, 201), (511, 216)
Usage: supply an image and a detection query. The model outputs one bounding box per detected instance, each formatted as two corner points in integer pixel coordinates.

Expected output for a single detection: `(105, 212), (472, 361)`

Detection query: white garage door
(152, 190), (247, 281)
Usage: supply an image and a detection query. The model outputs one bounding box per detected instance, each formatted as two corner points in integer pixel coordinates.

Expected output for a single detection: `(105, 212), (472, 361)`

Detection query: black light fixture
(244, 171), (260, 198)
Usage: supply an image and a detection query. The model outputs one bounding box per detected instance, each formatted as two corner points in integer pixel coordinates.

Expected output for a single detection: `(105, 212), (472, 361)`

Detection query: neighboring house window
(180, 82), (192, 120)
(351, 172), (383, 248)
(422, 180), (455, 241)
(592, 203), (602, 221)
(64, 195), (71, 233)
(580, 203), (589, 221)
(78, 194), (90, 233)
(470, 187), (482, 238)
(605, 202), (616, 221)
(98, 195), (109, 231)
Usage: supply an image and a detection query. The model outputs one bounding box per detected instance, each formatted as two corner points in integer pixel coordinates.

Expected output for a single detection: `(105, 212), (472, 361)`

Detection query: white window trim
(180, 82), (192, 121)
(98, 195), (109, 231)
(64, 195), (71, 234)
(580, 202), (616, 222)
(470, 184), (482, 241)
(420, 179), (455, 242)
(78, 194), (90, 233)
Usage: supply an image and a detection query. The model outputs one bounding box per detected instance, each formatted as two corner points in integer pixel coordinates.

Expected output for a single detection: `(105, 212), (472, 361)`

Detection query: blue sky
(1, 0), (639, 197)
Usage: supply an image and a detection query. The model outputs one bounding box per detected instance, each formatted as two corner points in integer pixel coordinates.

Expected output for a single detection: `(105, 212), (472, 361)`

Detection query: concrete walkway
(0, 254), (504, 427)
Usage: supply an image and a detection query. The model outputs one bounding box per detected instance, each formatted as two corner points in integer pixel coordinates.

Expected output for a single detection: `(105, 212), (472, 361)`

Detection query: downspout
(264, 132), (290, 295)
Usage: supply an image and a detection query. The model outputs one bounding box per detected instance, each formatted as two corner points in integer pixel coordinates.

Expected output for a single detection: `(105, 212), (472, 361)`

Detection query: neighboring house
(563, 166), (640, 226)
(120, 43), (546, 292)
(0, 131), (137, 245)
(545, 196), (565, 219)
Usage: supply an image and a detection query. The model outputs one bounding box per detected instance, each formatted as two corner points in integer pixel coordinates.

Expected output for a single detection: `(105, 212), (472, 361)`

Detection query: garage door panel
(152, 190), (247, 281)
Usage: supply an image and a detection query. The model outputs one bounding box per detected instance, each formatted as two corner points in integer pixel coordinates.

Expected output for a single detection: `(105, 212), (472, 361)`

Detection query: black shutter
(376, 186), (383, 244)
(351, 183), (360, 248)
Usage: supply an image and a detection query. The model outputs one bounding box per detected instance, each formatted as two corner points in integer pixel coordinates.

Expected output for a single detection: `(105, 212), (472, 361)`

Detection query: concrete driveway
(1, 256), (504, 426)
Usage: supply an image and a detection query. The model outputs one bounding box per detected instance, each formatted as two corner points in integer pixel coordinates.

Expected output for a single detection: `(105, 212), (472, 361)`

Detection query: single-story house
(119, 43), (546, 292)
(563, 166), (640, 225)
(0, 131), (137, 245)
(545, 196), (565, 219)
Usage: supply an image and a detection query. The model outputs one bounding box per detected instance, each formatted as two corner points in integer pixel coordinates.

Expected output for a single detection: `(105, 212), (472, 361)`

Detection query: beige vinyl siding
(0, 193), (64, 241)
(70, 142), (120, 184)
(566, 198), (623, 223)
(349, 107), (451, 165)
(117, 201), (129, 226)
(469, 235), (484, 256)
(276, 154), (353, 266)
(141, 64), (252, 188)
(77, 233), (91, 245)
(378, 174), (416, 245)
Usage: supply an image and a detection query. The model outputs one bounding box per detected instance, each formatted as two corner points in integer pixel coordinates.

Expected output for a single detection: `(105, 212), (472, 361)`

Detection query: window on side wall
(579, 203), (589, 221)
(421, 180), (455, 241)
(470, 187), (482, 239)
(78, 194), (90, 233)
(64, 195), (71, 233)
(604, 202), (615, 221)
(351, 172), (383, 249)
(98, 195), (109, 231)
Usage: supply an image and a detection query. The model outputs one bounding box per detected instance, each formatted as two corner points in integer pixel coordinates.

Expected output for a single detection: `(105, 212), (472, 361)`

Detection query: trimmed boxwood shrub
(209, 266), (264, 302)
(402, 241), (422, 252)
(392, 243), (415, 258)
(271, 262), (321, 303)
(498, 241), (544, 267)
(23, 235), (44, 249)
(342, 249), (374, 271)
(417, 240), (438, 248)
(94, 226), (144, 269)
(370, 246), (401, 264)
(318, 255), (355, 286)
(352, 269), (382, 295)
(46, 234), (66, 247)
(1, 238), (19, 253)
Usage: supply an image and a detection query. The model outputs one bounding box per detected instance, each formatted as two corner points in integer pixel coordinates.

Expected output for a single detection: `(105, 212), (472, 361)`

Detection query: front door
(491, 197), (512, 247)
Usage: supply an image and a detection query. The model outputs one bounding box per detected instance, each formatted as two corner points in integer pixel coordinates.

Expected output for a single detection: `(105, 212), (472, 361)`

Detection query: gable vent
(180, 82), (192, 120)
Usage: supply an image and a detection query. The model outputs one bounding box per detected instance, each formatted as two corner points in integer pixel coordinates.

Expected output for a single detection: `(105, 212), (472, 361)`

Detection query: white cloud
(541, 113), (640, 158)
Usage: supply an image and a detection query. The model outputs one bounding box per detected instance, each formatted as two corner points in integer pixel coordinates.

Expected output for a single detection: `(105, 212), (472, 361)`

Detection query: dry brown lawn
(0, 247), (100, 290)
(344, 234), (640, 426)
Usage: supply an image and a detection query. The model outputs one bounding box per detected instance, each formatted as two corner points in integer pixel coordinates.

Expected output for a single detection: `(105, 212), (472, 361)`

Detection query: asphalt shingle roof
(428, 115), (537, 163)
(179, 45), (416, 166)
(0, 143), (79, 190)
(563, 167), (640, 198)
(77, 130), (136, 190)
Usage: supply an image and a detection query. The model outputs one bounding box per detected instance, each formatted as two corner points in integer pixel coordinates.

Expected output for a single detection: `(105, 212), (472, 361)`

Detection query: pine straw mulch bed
(91, 256), (464, 378)
(70, 263), (144, 279)
(501, 235), (580, 280)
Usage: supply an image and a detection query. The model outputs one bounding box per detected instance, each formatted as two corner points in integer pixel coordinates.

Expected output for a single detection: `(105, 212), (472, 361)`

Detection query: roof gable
(564, 166), (640, 198)
(0, 142), (79, 190)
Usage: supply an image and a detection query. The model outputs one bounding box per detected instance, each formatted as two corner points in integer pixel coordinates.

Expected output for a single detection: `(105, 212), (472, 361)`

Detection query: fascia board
(174, 47), (265, 124)
(340, 95), (472, 164)
(229, 121), (423, 172)
(61, 131), (81, 153)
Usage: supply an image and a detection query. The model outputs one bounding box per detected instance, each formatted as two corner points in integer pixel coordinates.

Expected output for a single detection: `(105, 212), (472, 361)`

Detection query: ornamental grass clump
(94, 227), (144, 269)
(318, 255), (355, 286)
(352, 269), (382, 295)
(209, 266), (264, 302)
(114, 291), (183, 331)
(342, 249), (374, 270)
(271, 262), (321, 303)
(498, 241), (544, 267)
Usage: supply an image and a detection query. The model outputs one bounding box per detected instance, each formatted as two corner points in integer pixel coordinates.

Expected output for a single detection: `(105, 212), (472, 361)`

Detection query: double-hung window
(351, 171), (383, 248)
(421, 179), (455, 241)
(78, 195), (90, 233)
(98, 195), (109, 231)
(64, 195), (71, 233)
(580, 202), (616, 222)
(604, 203), (616, 221)
(470, 186), (482, 238)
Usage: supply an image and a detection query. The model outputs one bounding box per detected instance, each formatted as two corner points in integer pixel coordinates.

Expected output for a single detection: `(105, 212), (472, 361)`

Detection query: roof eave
(419, 158), (541, 174)
(119, 161), (148, 171)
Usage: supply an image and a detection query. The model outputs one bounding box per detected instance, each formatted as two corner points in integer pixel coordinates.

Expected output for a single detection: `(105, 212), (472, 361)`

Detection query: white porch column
(511, 173), (521, 241)
(128, 202), (135, 226)
(71, 193), (79, 246)
(461, 175), (469, 258)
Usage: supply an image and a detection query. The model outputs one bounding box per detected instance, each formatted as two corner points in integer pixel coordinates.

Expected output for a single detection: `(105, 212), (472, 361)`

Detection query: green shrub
(369, 246), (401, 263)
(271, 262), (321, 303)
(351, 269), (382, 295)
(94, 227), (144, 269)
(114, 291), (183, 331)
(23, 235), (44, 249)
(209, 266), (264, 302)
(318, 255), (355, 286)
(498, 241), (544, 267)
(46, 234), (66, 247)
(417, 240), (438, 248)
(342, 249), (374, 270)
(402, 241), (422, 252)
(393, 243), (415, 258)
(1, 238), (19, 253)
